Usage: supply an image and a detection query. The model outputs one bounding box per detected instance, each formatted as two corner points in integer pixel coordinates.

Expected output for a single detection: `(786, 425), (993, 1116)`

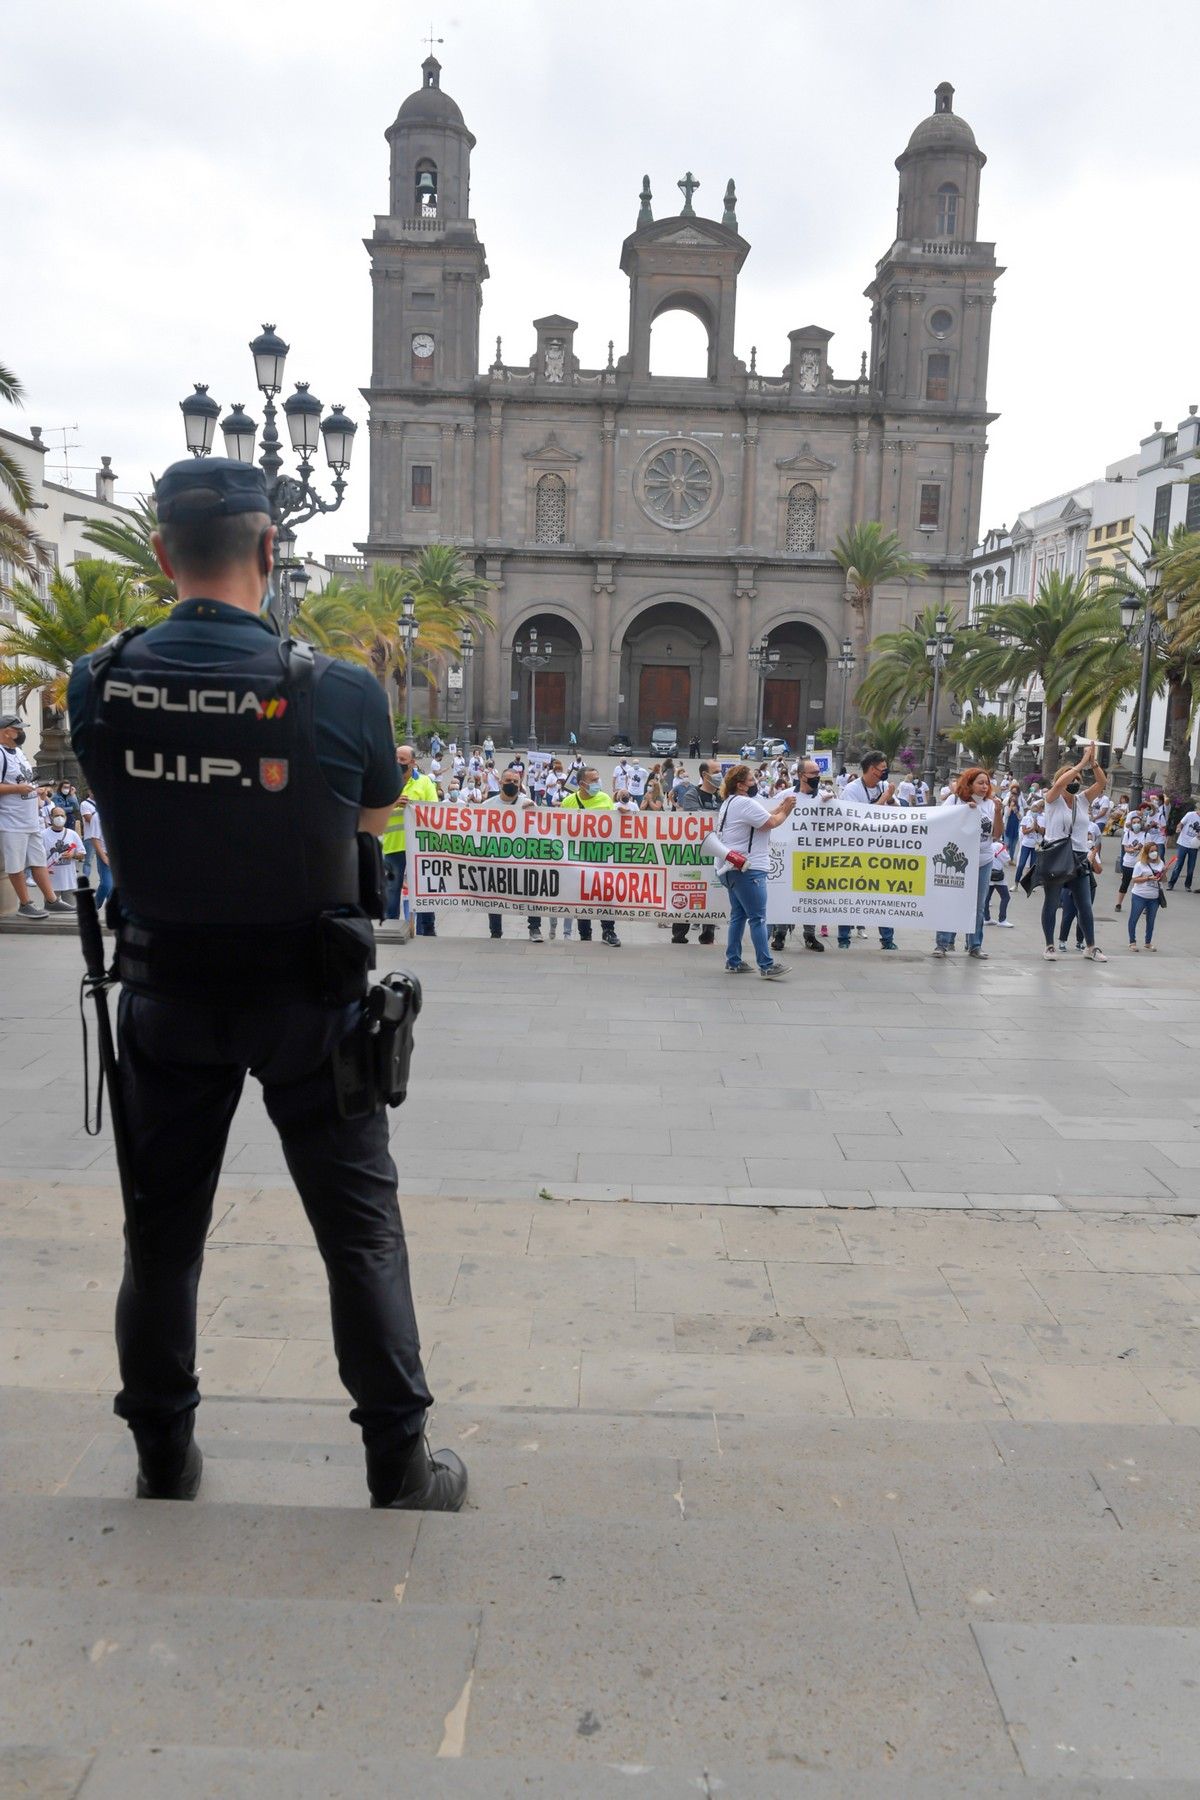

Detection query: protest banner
(765, 799), (981, 931)
(409, 802), (727, 920)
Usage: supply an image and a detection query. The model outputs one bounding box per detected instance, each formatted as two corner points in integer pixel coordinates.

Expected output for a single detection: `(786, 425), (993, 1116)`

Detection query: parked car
(649, 723), (679, 756)
(761, 736), (789, 757)
(607, 733), (632, 755)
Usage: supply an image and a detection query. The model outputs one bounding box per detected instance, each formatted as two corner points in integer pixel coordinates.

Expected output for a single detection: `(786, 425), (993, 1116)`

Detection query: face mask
(876, 770), (889, 784)
(2, 728), (25, 747)
(746, 782), (759, 797)
(501, 782), (519, 797)
(51, 817), (66, 828)
(802, 776), (820, 794)
(1066, 779), (1082, 795)
(582, 782), (597, 796)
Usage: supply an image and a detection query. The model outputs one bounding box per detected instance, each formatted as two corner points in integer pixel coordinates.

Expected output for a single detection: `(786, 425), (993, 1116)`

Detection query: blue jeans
(1004, 813), (1019, 856)
(936, 858), (991, 951)
(1042, 866), (1095, 948)
(1014, 843), (1039, 885)
(94, 854), (113, 907)
(725, 868), (772, 971)
(1168, 847), (1197, 889)
(383, 850), (435, 932)
(1128, 893), (1160, 943)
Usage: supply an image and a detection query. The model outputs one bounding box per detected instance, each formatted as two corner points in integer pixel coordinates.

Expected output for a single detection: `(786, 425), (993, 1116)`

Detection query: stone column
(589, 561), (615, 736)
(460, 424), (477, 543)
(441, 424), (458, 538)
(738, 414), (759, 548)
(481, 555), (505, 733)
(731, 568), (756, 736)
(598, 407), (616, 545)
(851, 433), (867, 527)
(486, 400), (504, 544)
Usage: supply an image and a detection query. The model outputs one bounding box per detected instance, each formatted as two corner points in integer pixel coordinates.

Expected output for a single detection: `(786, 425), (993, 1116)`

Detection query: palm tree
(954, 571), (1125, 777)
(400, 544), (494, 722)
(831, 522), (925, 658)
(957, 711), (1016, 770)
(857, 603), (961, 738)
(0, 361), (51, 585)
(0, 558), (164, 710)
(858, 713), (910, 762)
(81, 496), (176, 603)
(1081, 528), (1200, 801)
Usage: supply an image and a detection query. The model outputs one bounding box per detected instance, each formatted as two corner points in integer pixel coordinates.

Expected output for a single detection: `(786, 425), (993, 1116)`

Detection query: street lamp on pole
(459, 626), (476, 745)
(922, 609), (954, 793)
(746, 637), (781, 745)
(178, 324), (357, 622)
(836, 636), (856, 753)
(1120, 566), (1175, 810)
(514, 627), (553, 751)
(398, 594), (418, 746)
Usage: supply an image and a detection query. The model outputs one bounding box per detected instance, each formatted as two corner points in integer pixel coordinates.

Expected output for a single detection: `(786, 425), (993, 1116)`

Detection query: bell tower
(364, 57), (488, 549)
(866, 83), (1000, 416)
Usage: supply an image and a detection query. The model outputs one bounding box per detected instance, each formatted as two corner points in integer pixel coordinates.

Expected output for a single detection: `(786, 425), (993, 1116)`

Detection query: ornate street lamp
(178, 322), (357, 621)
(922, 609), (954, 792)
(514, 627), (553, 751)
(836, 635), (856, 752)
(398, 593), (419, 747)
(746, 637), (781, 745)
(1122, 566), (1177, 808)
(458, 626), (476, 745)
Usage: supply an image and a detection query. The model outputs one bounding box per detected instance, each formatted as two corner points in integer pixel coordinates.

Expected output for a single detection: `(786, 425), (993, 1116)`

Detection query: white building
(1110, 407), (1200, 787)
(0, 424), (139, 767)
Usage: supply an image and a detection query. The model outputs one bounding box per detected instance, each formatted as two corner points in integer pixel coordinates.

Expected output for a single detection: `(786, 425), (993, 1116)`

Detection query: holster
(331, 971), (423, 1118)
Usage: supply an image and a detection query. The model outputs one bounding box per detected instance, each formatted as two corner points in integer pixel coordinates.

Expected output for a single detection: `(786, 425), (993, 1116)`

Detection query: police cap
(155, 458), (271, 524)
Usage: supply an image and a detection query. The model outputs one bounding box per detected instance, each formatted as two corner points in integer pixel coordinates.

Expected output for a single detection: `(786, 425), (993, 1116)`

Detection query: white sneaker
(1086, 947), (1108, 963)
(995, 920), (1014, 928)
(1042, 945), (1056, 960)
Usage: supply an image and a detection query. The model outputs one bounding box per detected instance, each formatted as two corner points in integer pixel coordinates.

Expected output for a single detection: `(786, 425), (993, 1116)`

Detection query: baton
(75, 878), (143, 1289)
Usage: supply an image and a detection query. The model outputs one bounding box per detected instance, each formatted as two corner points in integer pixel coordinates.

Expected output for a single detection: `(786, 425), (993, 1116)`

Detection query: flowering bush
(898, 745), (920, 770)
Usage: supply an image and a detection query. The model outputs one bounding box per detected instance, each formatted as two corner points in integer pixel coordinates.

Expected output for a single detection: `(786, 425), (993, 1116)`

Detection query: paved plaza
(2, 885), (1200, 1793)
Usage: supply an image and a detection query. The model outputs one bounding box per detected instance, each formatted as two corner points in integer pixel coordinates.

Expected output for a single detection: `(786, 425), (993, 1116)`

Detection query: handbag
(1037, 835), (1076, 885)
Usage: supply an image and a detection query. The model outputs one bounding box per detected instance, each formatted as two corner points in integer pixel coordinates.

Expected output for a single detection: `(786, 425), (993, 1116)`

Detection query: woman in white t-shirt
(715, 763), (797, 978)
(1014, 798), (1044, 886)
(1114, 811), (1146, 910)
(933, 767), (1001, 959)
(1168, 800), (1200, 891)
(1127, 842), (1167, 950)
(1039, 742), (1107, 962)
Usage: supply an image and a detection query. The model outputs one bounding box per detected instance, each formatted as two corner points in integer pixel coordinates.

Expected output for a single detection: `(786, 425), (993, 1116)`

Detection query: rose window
(642, 447), (713, 526)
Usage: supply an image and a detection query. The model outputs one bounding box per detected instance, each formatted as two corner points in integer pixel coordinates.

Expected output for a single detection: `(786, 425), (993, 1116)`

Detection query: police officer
(67, 459), (465, 1512)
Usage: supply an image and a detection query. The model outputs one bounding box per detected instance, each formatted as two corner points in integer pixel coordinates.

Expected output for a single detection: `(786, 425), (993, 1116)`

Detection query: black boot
(601, 926), (621, 948)
(670, 925), (689, 943)
(698, 926), (716, 945)
(803, 929), (825, 952)
(769, 930), (786, 952)
(135, 1422), (203, 1501)
(369, 1436), (468, 1511)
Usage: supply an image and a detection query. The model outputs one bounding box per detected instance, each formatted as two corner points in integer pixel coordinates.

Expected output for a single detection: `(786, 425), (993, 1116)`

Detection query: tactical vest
(84, 623), (364, 998)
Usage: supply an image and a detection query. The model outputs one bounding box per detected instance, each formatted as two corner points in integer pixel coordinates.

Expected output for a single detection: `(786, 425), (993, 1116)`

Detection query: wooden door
(762, 678), (801, 746)
(533, 671), (566, 746)
(638, 666), (691, 747)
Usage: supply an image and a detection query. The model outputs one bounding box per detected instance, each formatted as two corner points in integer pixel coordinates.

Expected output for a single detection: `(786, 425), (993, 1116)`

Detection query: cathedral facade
(363, 62), (1001, 749)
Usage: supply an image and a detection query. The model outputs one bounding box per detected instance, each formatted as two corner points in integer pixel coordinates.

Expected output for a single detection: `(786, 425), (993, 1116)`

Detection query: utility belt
(112, 903), (378, 1007)
(331, 972), (422, 1118)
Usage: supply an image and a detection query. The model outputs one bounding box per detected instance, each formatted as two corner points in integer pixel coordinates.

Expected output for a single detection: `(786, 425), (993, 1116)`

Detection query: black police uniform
(67, 463), (434, 1501)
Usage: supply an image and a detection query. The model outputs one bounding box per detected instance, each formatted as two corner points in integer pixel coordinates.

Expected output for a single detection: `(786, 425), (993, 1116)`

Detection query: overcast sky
(4, 0), (1198, 557)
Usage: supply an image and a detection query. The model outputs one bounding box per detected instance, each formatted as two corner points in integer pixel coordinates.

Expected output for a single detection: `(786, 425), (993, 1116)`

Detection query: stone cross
(677, 171), (700, 216)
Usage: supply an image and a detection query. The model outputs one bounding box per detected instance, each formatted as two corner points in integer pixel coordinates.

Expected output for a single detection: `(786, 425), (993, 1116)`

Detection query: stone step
(18, 1741), (1196, 1799)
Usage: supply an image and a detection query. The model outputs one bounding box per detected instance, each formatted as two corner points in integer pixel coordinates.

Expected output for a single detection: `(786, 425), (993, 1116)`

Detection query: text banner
(410, 803), (727, 920)
(765, 800), (982, 930)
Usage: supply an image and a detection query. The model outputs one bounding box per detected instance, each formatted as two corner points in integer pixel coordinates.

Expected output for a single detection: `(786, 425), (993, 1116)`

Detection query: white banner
(765, 800), (982, 931)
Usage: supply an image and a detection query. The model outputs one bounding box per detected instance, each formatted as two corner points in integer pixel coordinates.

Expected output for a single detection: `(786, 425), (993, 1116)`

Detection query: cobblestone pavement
(2, 901), (1199, 1792)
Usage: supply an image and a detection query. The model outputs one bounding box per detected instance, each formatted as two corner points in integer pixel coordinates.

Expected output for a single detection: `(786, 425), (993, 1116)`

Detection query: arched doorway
(619, 601), (720, 748)
(509, 613), (582, 748)
(756, 623), (829, 748)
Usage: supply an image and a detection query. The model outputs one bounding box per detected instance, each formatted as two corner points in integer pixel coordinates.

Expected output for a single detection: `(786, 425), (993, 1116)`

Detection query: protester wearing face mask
(671, 761), (723, 947)
(381, 745), (439, 932)
(769, 759), (826, 955)
(1127, 841), (1167, 950)
(43, 806), (86, 904)
(529, 768), (621, 948)
(489, 771), (543, 941)
(1038, 741), (1107, 962)
(837, 751), (898, 952)
(1115, 807), (1147, 911)
(932, 767), (1001, 960)
(0, 714), (73, 918)
(716, 763), (797, 978)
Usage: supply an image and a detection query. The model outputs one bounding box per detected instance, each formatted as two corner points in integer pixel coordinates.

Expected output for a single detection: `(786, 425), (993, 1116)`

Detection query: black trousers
(113, 992), (432, 1475)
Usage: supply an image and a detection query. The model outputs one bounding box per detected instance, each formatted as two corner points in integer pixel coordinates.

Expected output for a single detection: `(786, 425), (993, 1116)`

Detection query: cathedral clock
(411, 333), (435, 382)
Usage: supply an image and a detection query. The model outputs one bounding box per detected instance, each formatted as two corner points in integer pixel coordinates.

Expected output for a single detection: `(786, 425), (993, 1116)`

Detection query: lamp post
(514, 627), (553, 751)
(923, 609), (954, 793)
(459, 626), (476, 745)
(836, 636), (856, 753)
(397, 593), (418, 746)
(178, 324), (357, 621)
(746, 637), (781, 745)
(1120, 567), (1175, 810)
